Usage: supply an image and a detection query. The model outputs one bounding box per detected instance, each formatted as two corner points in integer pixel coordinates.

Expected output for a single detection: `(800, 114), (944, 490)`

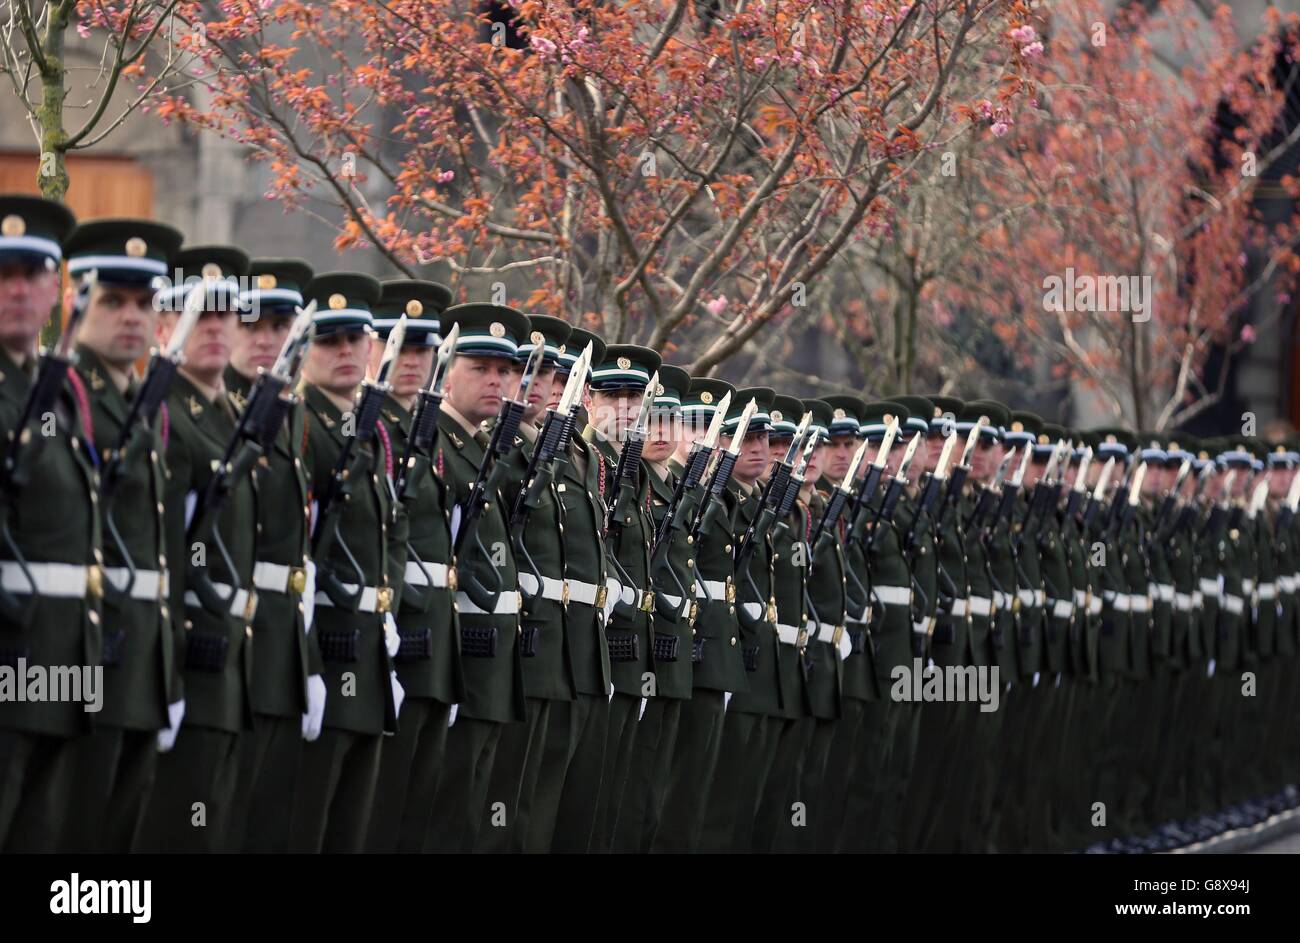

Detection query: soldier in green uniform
(477, 314), (574, 852)
(750, 394), (814, 852)
(583, 344), (660, 852)
(612, 364), (695, 852)
(700, 386), (783, 852)
(425, 303), (529, 852)
(653, 377), (753, 852)
(288, 272), (406, 853)
(58, 219), (182, 853)
(0, 196), (102, 853)
(547, 328), (617, 853)
(138, 245), (261, 852)
(224, 258), (322, 853)
(1261, 443), (1297, 806)
(363, 278), (463, 854)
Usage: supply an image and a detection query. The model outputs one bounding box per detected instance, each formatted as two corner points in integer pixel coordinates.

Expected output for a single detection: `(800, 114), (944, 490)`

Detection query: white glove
(723, 691), (733, 712)
(638, 696), (648, 721)
(1032, 671), (1041, 688)
(301, 674), (326, 742)
(384, 612), (400, 658)
(447, 703), (459, 728)
(157, 699), (185, 753)
(837, 632), (852, 661)
(390, 671), (405, 721)
(1207, 658), (1216, 678)
(602, 577), (621, 623)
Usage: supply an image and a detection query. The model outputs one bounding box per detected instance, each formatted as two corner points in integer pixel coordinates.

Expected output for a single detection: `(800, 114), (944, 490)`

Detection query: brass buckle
(85, 564), (104, 598)
(725, 579), (736, 604)
(766, 600), (778, 623)
(690, 601), (699, 624)
(376, 585), (393, 614)
(639, 590), (655, 612)
(595, 585), (608, 609)
(797, 628), (809, 649)
(1012, 595), (1022, 614)
(562, 580), (571, 605)
(446, 566), (458, 591)
(832, 624), (845, 646)
(288, 566), (307, 595)
(244, 589), (259, 622)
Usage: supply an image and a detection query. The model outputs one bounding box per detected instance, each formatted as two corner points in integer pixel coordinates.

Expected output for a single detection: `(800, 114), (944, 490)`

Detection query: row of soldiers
(1, 193), (1298, 854)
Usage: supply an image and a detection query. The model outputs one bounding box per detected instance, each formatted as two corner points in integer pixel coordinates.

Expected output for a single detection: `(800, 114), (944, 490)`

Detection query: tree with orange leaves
(147, 0), (1034, 374)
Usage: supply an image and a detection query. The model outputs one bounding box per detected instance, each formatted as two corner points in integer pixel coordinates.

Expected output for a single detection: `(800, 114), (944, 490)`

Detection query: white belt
(1257, 581), (1277, 600)
(1103, 590), (1130, 612)
(1049, 598), (1074, 619)
(314, 583), (388, 614)
(872, 584), (912, 607)
(846, 603), (870, 625)
(252, 561), (305, 595)
(1149, 582), (1175, 603)
(741, 602), (764, 621)
(655, 591), (693, 618)
(0, 560), (100, 599)
(1174, 591), (1195, 612)
(1130, 594), (1151, 613)
(947, 598), (969, 617)
(102, 566), (165, 601)
(1199, 578), (1222, 599)
(695, 579), (730, 601)
(455, 590), (521, 616)
(1017, 588), (1044, 608)
(1279, 575), (1297, 594)
(1192, 590), (1203, 607)
(568, 579), (601, 606)
(403, 560), (455, 589)
(969, 595), (993, 617)
(185, 582), (253, 618)
(518, 573), (567, 602)
(813, 620), (852, 660)
(777, 623), (803, 646)
(1073, 589), (1087, 607)
(1223, 594), (1244, 615)
(1089, 596), (1102, 616)
(1242, 578), (1256, 594)
(994, 590), (1013, 610)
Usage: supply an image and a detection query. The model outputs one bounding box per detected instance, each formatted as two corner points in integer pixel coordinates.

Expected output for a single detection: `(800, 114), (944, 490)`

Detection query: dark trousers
(751, 713), (807, 852)
(365, 697), (452, 853)
(231, 713), (304, 853)
(425, 716), (503, 852)
(137, 726), (241, 852)
(0, 729), (77, 852)
(61, 726), (157, 853)
(828, 697), (893, 852)
(612, 696), (683, 852)
(652, 689), (727, 853)
(700, 709), (785, 852)
(477, 697), (549, 852)
(288, 727), (382, 853)
(549, 693), (611, 853)
(774, 715), (837, 852)
(590, 692), (642, 852)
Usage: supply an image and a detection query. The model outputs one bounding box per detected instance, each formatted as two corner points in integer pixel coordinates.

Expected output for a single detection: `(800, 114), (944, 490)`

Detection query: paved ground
(1248, 829), (1300, 853)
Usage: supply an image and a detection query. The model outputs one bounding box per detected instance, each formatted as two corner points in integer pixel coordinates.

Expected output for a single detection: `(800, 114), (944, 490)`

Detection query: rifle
(988, 445), (1033, 533)
(0, 270), (96, 625)
(650, 392), (729, 565)
(1063, 447), (1093, 523)
(769, 433), (820, 548)
(807, 438), (869, 556)
(308, 317), (409, 612)
(1150, 457), (1192, 540)
(866, 432), (923, 550)
(1018, 439), (1066, 549)
(1111, 461), (1147, 541)
(392, 322), (459, 507)
(733, 409), (812, 571)
(687, 397), (757, 557)
(845, 419), (900, 544)
(901, 431), (957, 552)
(934, 419), (984, 532)
(964, 446), (1017, 535)
(1274, 466), (1300, 533)
(1080, 456), (1116, 531)
(601, 374), (658, 619)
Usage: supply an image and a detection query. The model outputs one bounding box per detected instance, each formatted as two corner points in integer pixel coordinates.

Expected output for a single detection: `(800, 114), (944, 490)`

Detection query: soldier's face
(160, 308), (236, 382)
(804, 442), (826, 485)
(303, 329), (369, 396)
(388, 344), (435, 399)
(768, 437), (792, 466)
(970, 440), (1002, 481)
(730, 429), (771, 484)
(446, 355), (514, 424)
(522, 364), (556, 422)
(589, 388), (640, 439)
(546, 371), (567, 413)
(0, 260), (59, 352)
(231, 314), (292, 378)
(78, 282), (158, 367)
(644, 414), (679, 462)
(823, 435), (858, 481)
(1269, 467), (1292, 499)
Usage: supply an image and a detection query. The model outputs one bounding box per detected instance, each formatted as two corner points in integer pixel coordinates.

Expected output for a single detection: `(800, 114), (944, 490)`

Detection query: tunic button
(730, 636), (737, 646)
(88, 610), (100, 625)
(246, 626), (253, 638)
(157, 503), (165, 515)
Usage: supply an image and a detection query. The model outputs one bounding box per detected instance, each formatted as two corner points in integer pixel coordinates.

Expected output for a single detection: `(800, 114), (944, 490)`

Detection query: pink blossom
(1240, 324), (1257, 343)
(978, 99), (994, 118)
(754, 56), (766, 68)
(1279, 292), (1293, 305)
(705, 296), (728, 316)
(436, 170), (454, 183)
(1238, 252), (1248, 267)
(1009, 25), (1037, 44)
(531, 36), (556, 57)
(76, 22), (91, 39)
(991, 121), (1010, 137)
(1021, 41), (1044, 60)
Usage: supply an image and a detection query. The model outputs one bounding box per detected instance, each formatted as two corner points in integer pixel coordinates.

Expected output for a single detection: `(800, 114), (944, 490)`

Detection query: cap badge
(1038, 433), (1049, 444)
(406, 299), (424, 317)
(656, 382), (665, 395)
(489, 321), (506, 337)
(201, 263), (223, 280)
(125, 237), (147, 258)
(328, 293), (347, 310)
(1010, 421), (1023, 432)
(700, 391), (714, 404)
(617, 356), (632, 370)
(531, 330), (544, 344)
(833, 408), (847, 420)
(771, 410), (783, 422)
(557, 344), (566, 355)
(1, 215), (25, 237)
(257, 273), (277, 290)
